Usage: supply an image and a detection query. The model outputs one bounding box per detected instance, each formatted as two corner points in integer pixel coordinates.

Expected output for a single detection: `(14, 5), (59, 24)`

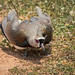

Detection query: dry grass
(0, 0), (75, 75)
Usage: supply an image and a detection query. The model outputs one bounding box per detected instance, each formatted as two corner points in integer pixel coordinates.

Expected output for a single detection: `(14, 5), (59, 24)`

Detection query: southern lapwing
(0, 6), (53, 56)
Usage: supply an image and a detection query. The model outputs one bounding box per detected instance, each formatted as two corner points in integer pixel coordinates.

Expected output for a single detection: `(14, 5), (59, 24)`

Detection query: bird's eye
(43, 33), (46, 37)
(35, 39), (39, 43)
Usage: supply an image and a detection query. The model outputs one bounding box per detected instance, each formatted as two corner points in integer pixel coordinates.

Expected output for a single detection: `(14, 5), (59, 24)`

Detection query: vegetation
(0, 0), (75, 75)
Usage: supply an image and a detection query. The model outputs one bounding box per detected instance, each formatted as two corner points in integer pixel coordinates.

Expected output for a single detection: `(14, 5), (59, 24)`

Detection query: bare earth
(0, 35), (50, 75)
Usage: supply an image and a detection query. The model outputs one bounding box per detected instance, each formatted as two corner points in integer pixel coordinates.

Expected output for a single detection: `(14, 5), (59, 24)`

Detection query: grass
(9, 67), (27, 75)
(0, 0), (75, 75)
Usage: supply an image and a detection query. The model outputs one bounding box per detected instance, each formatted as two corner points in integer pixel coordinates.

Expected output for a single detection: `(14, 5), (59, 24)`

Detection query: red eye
(35, 39), (39, 43)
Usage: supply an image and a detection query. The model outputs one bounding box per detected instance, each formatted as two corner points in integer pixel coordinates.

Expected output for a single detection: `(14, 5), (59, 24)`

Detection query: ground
(0, 0), (75, 75)
(0, 35), (52, 75)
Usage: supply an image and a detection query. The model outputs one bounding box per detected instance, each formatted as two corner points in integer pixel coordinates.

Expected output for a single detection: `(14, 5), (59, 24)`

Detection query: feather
(1, 7), (53, 51)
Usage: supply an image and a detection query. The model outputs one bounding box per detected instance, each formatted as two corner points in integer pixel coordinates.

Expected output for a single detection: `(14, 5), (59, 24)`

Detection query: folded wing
(36, 6), (53, 44)
(2, 9), (28, 47)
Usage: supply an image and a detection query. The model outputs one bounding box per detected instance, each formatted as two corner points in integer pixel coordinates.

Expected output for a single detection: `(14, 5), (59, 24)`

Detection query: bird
(0, 6), (53, 56)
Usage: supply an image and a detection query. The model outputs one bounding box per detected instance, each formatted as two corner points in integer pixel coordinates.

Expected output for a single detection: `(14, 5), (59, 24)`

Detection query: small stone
(0, 5), (2, 8)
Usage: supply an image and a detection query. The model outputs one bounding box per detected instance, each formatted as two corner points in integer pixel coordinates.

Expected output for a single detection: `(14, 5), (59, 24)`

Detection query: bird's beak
(41, 43), (45, 51)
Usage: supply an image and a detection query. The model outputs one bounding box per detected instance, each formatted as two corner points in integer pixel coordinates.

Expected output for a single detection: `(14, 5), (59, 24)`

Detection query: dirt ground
(0, 35), (51, 75)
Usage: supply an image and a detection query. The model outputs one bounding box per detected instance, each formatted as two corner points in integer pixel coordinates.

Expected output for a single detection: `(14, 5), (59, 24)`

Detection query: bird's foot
(41, 48), (51, 56)
(21, 48), (28, 57)
(42, 50), (49, 55)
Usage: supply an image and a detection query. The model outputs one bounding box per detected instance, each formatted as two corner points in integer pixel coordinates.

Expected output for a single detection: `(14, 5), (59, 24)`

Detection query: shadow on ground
(0, 42), (52, 64)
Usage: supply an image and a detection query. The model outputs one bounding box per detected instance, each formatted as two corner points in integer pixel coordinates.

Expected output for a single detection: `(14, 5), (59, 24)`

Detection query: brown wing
(15, 29), (26, 43)
(44, 24), (53, 44)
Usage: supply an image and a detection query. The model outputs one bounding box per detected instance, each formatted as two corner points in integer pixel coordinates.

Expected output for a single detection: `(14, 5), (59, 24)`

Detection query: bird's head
(28, 36), (45, 49)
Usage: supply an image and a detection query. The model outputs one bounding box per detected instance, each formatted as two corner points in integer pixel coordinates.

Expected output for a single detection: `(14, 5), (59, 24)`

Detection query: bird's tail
(36, 6), (43, 16)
